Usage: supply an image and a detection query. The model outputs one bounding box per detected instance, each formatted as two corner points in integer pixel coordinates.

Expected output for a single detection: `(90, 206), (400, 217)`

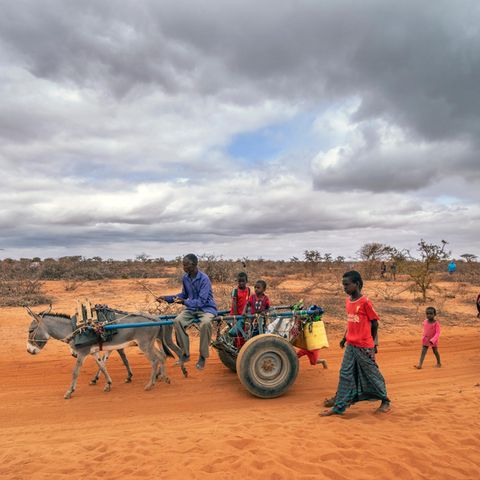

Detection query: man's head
(182, 254), (198, 276)
(254, 280), (267, 296)
(237, 272), (248, 289)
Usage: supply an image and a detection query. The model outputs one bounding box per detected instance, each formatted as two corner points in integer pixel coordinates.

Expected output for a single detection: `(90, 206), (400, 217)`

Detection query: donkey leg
(89, 351), (111, 385)
(93, 353), (113, 392)
(154, 346), (170, 385)
(117, 348), (133, 383)
(65, 353), (86, 399)
(139, 341), (160, 391)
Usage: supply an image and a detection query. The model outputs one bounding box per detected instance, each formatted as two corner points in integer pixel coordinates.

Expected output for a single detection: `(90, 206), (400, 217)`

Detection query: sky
(0, 0), (479, 260)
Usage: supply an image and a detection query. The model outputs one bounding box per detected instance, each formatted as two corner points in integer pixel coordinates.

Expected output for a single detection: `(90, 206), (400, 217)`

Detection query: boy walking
(321, 271), (390, 416)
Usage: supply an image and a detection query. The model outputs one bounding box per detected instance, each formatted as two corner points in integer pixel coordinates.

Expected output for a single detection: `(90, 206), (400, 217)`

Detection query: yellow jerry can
(303, 320), (329, 350)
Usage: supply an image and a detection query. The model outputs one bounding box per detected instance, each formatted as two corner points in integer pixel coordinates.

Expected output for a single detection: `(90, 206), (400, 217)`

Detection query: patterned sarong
(333, 344), (389, 414)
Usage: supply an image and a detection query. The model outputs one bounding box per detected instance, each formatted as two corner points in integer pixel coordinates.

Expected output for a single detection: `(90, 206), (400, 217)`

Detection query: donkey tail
(157, 325), (177, 358)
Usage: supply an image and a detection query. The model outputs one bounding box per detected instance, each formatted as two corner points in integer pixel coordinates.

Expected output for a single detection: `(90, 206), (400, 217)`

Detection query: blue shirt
(165, 270), (217, 315)
(448, 262), (456, 273)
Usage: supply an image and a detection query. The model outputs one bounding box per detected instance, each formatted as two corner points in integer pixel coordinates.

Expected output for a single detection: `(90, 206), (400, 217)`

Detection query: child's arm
(430, 322), (441, 345)
(230, 289), (237, 315)
(364, 298), (380, 350)
(371, 320), (379, 352)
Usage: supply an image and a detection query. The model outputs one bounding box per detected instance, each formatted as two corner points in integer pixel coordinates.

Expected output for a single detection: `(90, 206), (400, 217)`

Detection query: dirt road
(1, 298), (479, 479)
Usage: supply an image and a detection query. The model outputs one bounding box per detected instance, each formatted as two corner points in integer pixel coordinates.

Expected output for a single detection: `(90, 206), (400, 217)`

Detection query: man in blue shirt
(158, 254), (217, 370)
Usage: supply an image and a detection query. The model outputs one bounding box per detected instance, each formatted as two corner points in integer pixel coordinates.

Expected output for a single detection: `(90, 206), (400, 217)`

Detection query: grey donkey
(26, 307), (172, 399)
(89, 323), (185, 384)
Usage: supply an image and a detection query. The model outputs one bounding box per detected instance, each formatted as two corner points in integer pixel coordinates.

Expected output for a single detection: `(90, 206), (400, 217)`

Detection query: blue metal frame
(103, 309), (313, 331)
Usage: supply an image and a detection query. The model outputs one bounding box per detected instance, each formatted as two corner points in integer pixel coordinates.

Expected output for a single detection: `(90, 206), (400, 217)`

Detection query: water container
(303, 320), (329, 350)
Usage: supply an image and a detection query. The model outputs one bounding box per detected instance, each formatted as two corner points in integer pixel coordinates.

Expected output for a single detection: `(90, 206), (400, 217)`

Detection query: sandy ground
(1, 280), (480, 479)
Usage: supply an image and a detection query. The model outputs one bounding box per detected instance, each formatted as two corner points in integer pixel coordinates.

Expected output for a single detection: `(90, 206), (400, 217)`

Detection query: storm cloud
(0, 0), (479, 259)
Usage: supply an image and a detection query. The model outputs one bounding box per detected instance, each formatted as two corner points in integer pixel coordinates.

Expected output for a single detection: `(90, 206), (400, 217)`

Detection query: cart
(103, 304), (326, 399)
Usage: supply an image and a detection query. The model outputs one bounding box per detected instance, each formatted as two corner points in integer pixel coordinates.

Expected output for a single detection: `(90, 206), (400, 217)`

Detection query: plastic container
(301, 320), (329, 350)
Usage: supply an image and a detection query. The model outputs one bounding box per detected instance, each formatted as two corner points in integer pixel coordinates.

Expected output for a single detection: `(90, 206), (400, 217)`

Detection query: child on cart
(230, 272), (251, 316)
(228, 280), (270, 345)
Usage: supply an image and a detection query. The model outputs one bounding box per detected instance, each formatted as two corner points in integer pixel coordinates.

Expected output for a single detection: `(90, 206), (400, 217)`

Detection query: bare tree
(406, 239), (450, 302)
(303, 250), (322, 276)
(358, 243), (390, 279)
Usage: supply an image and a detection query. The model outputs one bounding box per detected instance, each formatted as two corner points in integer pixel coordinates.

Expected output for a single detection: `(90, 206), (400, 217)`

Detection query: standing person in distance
(414, 306), (442, 369)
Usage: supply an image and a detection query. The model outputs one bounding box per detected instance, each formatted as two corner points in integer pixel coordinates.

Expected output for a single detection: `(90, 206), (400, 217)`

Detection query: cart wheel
(218, 349), (237, 373)
(236, 334), (299, 399)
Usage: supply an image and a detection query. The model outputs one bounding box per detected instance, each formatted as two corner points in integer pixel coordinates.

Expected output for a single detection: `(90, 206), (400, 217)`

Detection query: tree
(135, 253), (150, 262)
(304, 250), (322, 275)
(460, 253), (477, 263)
(406, 239), (449, 302)
(358, 243), (390, 262)
(358, 243), (391, 279)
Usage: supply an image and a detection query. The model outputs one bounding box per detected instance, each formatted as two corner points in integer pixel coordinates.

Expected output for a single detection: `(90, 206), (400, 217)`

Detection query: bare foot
(435, 364), (442, 368)
(319, 408), (342, 417)
(414, 365), (422, 369)
(317, 359), (328, 369)
(375, 401), (391, 414)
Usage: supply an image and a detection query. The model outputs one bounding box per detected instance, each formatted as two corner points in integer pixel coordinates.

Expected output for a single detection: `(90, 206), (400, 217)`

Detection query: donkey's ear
(24, 305), (43, 322)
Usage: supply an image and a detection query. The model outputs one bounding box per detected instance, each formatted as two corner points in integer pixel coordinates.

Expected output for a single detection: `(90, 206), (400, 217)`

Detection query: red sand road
(1, 305), (480, 479)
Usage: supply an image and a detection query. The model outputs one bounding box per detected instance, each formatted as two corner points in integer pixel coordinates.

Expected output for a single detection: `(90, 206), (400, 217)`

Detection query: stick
(135, 280), (161, 300)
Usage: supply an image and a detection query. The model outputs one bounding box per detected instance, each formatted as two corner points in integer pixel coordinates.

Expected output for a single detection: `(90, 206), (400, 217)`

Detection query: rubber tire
(236, 334), (299, 399)
(218, 348), (237, 373)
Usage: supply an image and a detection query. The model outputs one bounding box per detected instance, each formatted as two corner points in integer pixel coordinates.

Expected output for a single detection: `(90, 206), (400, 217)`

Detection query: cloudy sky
(1, 0), (479, 260)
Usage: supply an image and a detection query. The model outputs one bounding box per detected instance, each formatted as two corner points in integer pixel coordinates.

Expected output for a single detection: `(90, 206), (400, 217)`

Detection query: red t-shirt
(345, 296), (378, 348)
(230, 287), (251, 315)
(248, 293), (270, 314)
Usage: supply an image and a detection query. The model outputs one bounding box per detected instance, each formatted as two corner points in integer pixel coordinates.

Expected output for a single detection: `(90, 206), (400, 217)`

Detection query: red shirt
(248, 293), (270, 314)
(422, 320), (440, 347)
(230, 287), (251, 315)
(345, 296), (378, 348)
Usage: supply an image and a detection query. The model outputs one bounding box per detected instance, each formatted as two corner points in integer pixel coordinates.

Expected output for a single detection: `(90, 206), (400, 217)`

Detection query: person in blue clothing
(448, 260), (457, 274)
(157, 254), (217, 370)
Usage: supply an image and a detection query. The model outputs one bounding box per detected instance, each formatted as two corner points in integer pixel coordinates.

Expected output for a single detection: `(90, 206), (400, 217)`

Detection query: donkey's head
(26, 305), (51, 354)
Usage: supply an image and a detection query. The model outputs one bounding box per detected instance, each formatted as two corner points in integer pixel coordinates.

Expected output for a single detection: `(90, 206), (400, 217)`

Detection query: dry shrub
(0, 279), (51, 306)
(369, 283), (412, 301)
(63, 279), (86, 292)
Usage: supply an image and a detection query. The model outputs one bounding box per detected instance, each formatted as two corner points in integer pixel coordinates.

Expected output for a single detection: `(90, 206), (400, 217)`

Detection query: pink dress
(422, 320), (440, 347)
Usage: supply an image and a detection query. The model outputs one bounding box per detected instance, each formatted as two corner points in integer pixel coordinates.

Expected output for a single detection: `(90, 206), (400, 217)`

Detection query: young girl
(321, 270), (391, 416)
(415, 307), (441, 369)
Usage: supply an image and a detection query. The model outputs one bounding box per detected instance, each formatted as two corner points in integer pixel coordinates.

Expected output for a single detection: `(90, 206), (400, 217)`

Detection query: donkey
(26, 307), (171, 399)
(89, 324), (185, 383)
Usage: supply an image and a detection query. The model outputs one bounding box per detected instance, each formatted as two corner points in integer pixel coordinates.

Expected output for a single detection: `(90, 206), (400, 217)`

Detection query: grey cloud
(1, 1), (479, 258)
(312, 121), (480, 193)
